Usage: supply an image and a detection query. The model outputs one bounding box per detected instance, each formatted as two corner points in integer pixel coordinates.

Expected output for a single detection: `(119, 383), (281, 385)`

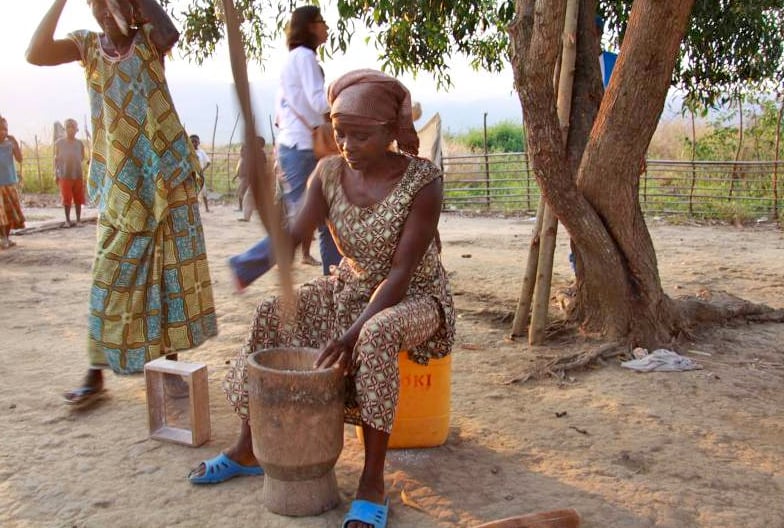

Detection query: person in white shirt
(228, 5), (341, 290)
(190, 134), (211, 212)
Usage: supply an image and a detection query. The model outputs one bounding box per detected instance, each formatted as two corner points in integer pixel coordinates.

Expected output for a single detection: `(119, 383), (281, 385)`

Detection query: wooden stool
(144, 358), (210, 447)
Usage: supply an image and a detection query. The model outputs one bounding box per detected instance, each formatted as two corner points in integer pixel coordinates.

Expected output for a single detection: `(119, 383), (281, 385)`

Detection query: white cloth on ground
(621, 349), (702, 372)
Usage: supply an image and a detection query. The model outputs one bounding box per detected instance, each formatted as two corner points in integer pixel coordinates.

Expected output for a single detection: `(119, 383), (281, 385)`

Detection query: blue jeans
(277, 144), (312, 208)
(229, 146), (341, 286)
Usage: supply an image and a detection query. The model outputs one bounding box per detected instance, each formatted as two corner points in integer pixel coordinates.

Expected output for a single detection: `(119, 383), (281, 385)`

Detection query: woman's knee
(354, 317), (403, 362)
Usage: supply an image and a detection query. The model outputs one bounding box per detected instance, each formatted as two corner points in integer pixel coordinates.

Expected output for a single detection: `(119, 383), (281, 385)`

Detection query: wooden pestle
(473, 508), (580, 528)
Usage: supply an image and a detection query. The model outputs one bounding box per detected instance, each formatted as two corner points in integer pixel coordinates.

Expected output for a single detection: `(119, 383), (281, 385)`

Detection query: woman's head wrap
(328, 69), (419, 155)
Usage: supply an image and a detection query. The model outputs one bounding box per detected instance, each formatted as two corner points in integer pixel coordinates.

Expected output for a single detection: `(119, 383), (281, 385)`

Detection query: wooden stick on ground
(473, 508), (580, 528)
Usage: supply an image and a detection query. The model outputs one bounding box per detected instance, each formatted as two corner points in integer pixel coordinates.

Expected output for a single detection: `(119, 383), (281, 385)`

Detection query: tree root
(504, 289), (783, 385)
(678, 289), (782, 325)
(504, 342), (623, 385)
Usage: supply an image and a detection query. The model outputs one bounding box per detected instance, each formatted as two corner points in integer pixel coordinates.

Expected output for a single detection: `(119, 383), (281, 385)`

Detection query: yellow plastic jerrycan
(357, 351), (451, 449)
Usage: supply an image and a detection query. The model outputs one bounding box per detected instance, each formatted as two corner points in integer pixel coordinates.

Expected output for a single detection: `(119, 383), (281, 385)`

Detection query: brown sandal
(63, 386), (106, 406)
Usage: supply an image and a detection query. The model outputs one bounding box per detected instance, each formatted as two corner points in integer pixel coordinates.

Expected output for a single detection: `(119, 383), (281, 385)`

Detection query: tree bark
(511, 0), (696, 347)
(576, 0), (695, 345)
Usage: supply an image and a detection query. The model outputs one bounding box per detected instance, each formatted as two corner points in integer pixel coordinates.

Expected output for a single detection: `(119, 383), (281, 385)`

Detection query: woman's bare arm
(26, 0), (81, 66)
(9, 137), (23, 163)
(315, 176), (443, 371)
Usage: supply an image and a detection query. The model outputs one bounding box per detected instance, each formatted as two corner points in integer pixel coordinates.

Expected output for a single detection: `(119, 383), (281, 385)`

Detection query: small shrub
(453, 121), (524, 153)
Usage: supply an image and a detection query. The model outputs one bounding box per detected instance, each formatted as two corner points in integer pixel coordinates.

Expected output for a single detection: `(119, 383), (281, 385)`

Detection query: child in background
(27, 0), (217, 405)
(54, 118), (86, 227)
(232, 144), (249, 213)
(233, 136), (267, 222)
(0, 116), (25, 249)
(190, 134), (211, 212)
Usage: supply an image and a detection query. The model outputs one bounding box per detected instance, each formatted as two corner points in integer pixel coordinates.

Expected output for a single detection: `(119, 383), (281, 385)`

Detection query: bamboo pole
(221, 0), (293, 302)
(511, 198), (545, 336)
(528, 205), (559, 344)
(528, 0), (578, 346)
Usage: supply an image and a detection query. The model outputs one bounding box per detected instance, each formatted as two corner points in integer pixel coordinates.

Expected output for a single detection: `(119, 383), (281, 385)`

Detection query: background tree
(170, 0), (784, 349)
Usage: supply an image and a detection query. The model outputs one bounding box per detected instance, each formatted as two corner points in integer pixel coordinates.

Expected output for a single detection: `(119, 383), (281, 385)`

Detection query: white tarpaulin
(417, 113), (443, 168)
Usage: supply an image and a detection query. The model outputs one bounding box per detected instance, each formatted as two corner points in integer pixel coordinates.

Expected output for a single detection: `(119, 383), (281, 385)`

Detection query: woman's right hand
(314, 339), (352, 375)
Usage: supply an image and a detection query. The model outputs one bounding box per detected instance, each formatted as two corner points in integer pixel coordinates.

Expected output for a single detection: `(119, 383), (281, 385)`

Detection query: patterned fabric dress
(224, 155), (455, 433)
(69, 26), (217, 374)
(0, 139), (25, 230)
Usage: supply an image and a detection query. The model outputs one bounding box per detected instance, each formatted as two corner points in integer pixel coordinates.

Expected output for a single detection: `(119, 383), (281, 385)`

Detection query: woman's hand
(314, 339), (352, 375)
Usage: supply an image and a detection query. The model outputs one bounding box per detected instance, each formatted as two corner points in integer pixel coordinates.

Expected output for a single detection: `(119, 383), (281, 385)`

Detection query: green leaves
(171, 0), (296, 65)
(166, 0), (513, 88)
(168, 0), (782, 107)
(599, 0), (784, 109)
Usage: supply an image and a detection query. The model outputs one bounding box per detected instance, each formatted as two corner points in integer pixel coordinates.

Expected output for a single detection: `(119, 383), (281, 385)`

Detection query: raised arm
(133, 0), (179, 55)
(8, 136), (23, 164)
(26, 0), (80, 66)
(54, 140), (62, 178)
(315, 176), (443, 371)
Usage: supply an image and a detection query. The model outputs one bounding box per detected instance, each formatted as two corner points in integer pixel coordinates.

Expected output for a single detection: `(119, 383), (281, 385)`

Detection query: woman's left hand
(314, 339), (352, 375)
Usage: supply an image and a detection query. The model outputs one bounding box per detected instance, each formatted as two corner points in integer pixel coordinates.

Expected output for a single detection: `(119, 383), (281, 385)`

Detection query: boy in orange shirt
(54, 118), (85, 227)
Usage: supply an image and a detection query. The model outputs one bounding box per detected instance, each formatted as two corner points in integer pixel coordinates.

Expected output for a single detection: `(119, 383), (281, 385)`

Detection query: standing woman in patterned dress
(27, 0), (218, 406)
(189, 69), (455, 528)
(0, 116), (25, 249)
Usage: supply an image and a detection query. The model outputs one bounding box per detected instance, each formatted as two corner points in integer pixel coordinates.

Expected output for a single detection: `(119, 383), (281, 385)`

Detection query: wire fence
(16, 145), (783, 222)
(442, 153), (783, 221)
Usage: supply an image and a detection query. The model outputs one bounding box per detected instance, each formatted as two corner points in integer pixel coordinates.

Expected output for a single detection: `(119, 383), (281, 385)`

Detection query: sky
(0, 1), (523, 146)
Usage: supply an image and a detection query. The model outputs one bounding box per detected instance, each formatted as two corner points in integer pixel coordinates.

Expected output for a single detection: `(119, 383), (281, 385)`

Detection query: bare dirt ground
(1, 202), (783, 528)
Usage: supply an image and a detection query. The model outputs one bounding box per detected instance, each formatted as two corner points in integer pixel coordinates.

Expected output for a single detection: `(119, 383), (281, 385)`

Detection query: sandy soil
(1, 202), (783, 528)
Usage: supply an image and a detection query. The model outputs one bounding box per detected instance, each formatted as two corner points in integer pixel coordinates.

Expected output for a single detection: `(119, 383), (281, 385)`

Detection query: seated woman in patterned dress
(27, 0), (217, 405)
(188, 69), (455, 528)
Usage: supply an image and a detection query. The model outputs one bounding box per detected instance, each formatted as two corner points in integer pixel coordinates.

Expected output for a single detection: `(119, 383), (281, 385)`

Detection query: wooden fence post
(226, 113), (240, 194)
(34, 135), (43, 190)
(209, 105), (219, 191)
(483, 112), (490, 210)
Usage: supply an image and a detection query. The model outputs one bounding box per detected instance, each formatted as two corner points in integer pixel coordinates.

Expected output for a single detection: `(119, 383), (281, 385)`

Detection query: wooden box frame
(144, 358), (210, 447)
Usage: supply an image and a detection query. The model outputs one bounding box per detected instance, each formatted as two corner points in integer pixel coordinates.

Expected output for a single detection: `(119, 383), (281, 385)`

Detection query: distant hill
(4, 66), (524, 147)
(164, 78), (525, 146)
(5, 66), (687, 148)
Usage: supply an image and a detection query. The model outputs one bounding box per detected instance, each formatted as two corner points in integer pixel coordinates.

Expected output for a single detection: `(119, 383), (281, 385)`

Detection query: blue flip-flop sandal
(342, 498), (390, 528)
(188, 453), (264, 484)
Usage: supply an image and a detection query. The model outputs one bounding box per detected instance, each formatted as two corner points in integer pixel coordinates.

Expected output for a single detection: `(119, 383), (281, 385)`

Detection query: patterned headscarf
(328, 69), (419, 155)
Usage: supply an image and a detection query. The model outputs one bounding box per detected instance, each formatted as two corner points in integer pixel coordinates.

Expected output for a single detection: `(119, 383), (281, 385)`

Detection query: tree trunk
(510, 0), (696, 347)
